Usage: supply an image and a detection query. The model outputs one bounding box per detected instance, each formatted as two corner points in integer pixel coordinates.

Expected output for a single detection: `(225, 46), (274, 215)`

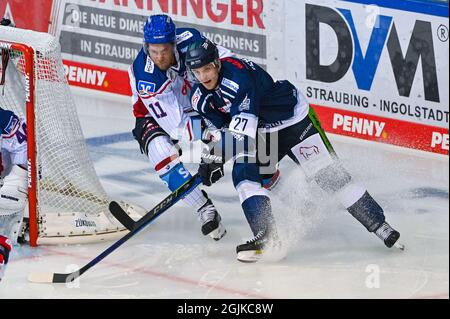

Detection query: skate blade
(394, 242), (405, 251)
(237, 250), (263, 263)
(209, 224), (227, 241)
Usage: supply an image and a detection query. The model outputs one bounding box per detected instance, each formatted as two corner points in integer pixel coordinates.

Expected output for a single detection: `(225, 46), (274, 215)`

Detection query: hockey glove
(198, 161), (224, 186)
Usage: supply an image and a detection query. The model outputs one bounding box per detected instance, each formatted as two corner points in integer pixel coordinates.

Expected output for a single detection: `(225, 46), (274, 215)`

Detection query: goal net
(0, 26), (145, 246)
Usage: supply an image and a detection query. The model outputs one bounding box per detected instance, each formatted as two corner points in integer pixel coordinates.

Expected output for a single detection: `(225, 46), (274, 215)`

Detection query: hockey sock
(241, 195), (274, 236)
(337, 182), (385, 232)
(160, 163), (207, 210)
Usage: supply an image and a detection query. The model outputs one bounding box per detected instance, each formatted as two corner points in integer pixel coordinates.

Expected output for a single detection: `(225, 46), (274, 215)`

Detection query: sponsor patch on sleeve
(191, 87), (202, 111)
(221, 78), (240, 93)
(145, 57), (155, 73)
(176, 31), (194, 44)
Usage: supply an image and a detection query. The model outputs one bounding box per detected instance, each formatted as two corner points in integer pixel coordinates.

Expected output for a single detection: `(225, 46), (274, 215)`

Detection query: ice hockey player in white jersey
(0, 107), (28, 281)
(185, 38), (402, 262)
(128, 14), (234, 240)
(0, 107), (28, 244)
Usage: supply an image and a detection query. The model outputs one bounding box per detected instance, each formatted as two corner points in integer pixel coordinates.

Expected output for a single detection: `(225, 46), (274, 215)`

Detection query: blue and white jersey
(129, 28), (233, 141)
(190, 57), (309, 139)
(0, 108), (27, 167)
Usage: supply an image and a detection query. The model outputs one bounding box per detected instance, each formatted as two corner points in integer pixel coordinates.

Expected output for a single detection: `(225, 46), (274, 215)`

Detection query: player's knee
(235, 180), (270, 204)
(132, 117), (168, 155)
(232, 163), (261, 188)
(147, 136), (181, 176)
(233, 161), (269, 204)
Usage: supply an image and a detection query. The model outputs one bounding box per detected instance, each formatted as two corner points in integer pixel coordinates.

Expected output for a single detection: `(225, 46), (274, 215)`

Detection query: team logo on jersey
(299, 145), (320, 160)
(3, 116), (19, 136)
(138, 80), (156, 96)
(238, 95), (251, 111)
(221, 78), (239, 93)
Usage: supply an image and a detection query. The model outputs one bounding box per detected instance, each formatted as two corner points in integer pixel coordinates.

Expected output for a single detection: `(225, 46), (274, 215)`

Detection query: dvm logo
(306, 4), (440, 102)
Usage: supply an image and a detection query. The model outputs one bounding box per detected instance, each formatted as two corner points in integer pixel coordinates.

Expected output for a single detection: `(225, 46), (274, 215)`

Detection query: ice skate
(197, 191), (226, 241)
(375, 222), (403, 250)
(236, 229), (281, 263)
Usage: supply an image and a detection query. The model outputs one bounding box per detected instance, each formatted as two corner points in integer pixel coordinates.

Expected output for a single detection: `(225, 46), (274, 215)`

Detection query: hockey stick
(28, 174), (202, 284)
(109, 202), (136, 231)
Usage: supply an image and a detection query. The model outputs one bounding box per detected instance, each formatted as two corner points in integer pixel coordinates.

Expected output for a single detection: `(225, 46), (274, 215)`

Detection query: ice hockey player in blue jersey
(128, 15), (234, 240)
(185, 38), (402, 262)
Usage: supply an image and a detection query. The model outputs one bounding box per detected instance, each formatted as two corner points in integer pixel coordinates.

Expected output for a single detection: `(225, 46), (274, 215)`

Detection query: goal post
(0, 27), (145, 246)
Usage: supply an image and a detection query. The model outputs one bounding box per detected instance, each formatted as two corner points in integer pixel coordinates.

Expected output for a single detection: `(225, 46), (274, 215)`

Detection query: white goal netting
(0, 27), (144, 245)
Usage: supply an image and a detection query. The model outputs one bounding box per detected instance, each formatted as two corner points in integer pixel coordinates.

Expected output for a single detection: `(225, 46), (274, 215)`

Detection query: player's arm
(198, 84), (260, 186)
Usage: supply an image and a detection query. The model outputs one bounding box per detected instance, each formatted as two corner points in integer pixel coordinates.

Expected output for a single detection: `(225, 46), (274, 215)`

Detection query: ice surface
(1, 93), (448, 299)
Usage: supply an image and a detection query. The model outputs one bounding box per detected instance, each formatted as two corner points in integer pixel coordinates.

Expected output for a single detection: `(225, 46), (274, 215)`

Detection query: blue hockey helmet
(143, 14), (176, 44)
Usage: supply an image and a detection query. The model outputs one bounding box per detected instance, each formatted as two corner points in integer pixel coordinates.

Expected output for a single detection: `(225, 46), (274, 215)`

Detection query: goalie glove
(0, 235), (11, 282)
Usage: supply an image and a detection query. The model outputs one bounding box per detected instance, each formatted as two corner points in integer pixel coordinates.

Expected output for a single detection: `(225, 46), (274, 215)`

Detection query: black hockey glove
(198, 160), (224, 186)
(198, 136), (225, 186)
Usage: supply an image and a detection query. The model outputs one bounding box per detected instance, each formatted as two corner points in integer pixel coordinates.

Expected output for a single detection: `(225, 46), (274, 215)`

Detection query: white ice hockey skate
(197, 191), (226, 241)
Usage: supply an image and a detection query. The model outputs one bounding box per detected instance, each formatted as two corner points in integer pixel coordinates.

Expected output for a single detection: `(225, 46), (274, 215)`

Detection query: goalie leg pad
(0, 212), (23, 244)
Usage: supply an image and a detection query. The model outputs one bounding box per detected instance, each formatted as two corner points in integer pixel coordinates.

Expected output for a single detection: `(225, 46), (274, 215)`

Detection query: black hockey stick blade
(109, 174), (205, 231)
(28, 174), (202, 284)
(109, 201), (136, 231)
